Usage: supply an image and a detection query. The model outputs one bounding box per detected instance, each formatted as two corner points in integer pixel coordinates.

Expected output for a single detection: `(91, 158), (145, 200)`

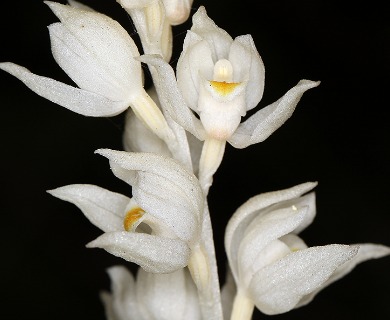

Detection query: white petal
(95, 149), (204, 244)
(100, 291), (117, 320)
(225, 182), (317, 281)
(229, 80), (320, 148)
(104, 265), (144, 320)
(249, 244), (358, 315)
(49, 23), (127, 100)
(190, 6), (233, 61)
(45, 1), (142, 95)
(136, 268), (200, 320)
(117, 0), (155, 10)
(177, 33), (214, 112)
(0, 62), (129, 116)
(297, 243), (390, 308)
(138, 54), (206, 140)
(47, 184), (130, 232)
(229, 35), (265, 110)
(237, 207), (306, 285)
(87, 231), (191, 273)
(162, 0), (193, 25)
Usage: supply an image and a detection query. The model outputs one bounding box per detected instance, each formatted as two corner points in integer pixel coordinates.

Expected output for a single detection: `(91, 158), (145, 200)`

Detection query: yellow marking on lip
(123, 207), (145, 231)
(209, 81), (240, 96)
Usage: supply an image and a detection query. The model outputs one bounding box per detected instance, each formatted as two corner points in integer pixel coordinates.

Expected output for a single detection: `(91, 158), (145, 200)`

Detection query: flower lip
(209, 81), (241, 97)
(123, 206), (145, 231)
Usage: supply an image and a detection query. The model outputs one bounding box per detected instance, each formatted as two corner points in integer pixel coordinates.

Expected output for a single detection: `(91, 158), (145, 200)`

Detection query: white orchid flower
(140, 6), (320, 192)
(0, 1), (174, 145)
(48, 149), (204, 273)
(224, 182), (390, 318)
(101, 265), (201, 320)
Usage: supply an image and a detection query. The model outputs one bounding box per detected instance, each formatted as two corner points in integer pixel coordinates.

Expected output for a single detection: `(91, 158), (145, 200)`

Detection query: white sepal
(249, 245), (359, 315)
(87, 231), (190, 273)
(47, 184), (130, 232)
(229, 80), (320, 148)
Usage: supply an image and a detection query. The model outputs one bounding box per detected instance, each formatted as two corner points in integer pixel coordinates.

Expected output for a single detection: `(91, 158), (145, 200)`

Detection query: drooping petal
(225, 182), (317, 280)
(0, 62), (129, 116)
(136, 268), (201, 320)
(87, 231), (191, 273)
(229, 80), (320, 148)
(102, 265), (143, 320)
(249, 244), (359, 315)
(229, 35), (265, 111)
(95, 149), (204, 245)
(47, 184), (130, 232)
(138, 54), (206, 141)
(296, 243), (390, 308)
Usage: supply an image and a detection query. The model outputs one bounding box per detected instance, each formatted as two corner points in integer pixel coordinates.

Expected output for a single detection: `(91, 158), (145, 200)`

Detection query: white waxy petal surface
(87, 231), (191, 273)
(0, 62), (130, 116)
(95, 149), (204, 244)
(136, 268), (200, 320)
(225, 182), (317, 280)
(46, 1), (142, 95)
(103, 265), (143, 320)
(249, 244), (359, 315)
(229, 35), (265, 110)
(229, 80), (320, 148)
(47, 184), (130, 232)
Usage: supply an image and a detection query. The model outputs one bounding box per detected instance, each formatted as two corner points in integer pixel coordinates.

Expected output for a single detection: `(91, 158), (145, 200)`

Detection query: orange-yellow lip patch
(123, 207), (145, 231)
(209, 81), (240, 96)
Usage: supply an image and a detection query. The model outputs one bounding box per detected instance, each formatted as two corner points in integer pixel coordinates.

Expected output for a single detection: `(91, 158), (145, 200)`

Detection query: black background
(1, 1), (389, 319)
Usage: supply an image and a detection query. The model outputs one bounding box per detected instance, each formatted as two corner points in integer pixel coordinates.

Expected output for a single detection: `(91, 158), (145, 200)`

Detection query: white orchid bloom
(140, 6), (319, 192)
(224, 182), (390, 318)
(48, 149), (204, 273)
(101, 265), (201, 320)
(0, 1), (174, 145)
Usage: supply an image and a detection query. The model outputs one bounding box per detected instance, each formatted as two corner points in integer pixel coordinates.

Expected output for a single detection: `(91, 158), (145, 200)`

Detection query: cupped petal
(95, 149), (204, 244)
(249, 244), (359, 315)
(49, 23), (127, 101)
(87, 231), (191, 273)
(101, 265), (144, 320)
(190, 6), (233, 61)
(229, 80), (320, 148)
(47, 184), (130, 232)
(229, 35), (265, 111)
(136, 268), (201, 320)
(138, 54), (206, 140)
(237, 207), (306, 286)
(225, 182), (317, 280)
(177, 32), (214, 111)
(45, 1), (142, 96)
(296, 243), (390, 308)
(0, 62), (129, 116)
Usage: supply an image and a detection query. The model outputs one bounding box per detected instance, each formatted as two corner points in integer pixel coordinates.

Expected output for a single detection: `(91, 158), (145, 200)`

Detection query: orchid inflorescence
(1, 1), (388, 320)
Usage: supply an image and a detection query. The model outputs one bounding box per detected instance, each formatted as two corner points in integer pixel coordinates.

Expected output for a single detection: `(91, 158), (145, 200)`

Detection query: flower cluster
(1, 1), (388, 320)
